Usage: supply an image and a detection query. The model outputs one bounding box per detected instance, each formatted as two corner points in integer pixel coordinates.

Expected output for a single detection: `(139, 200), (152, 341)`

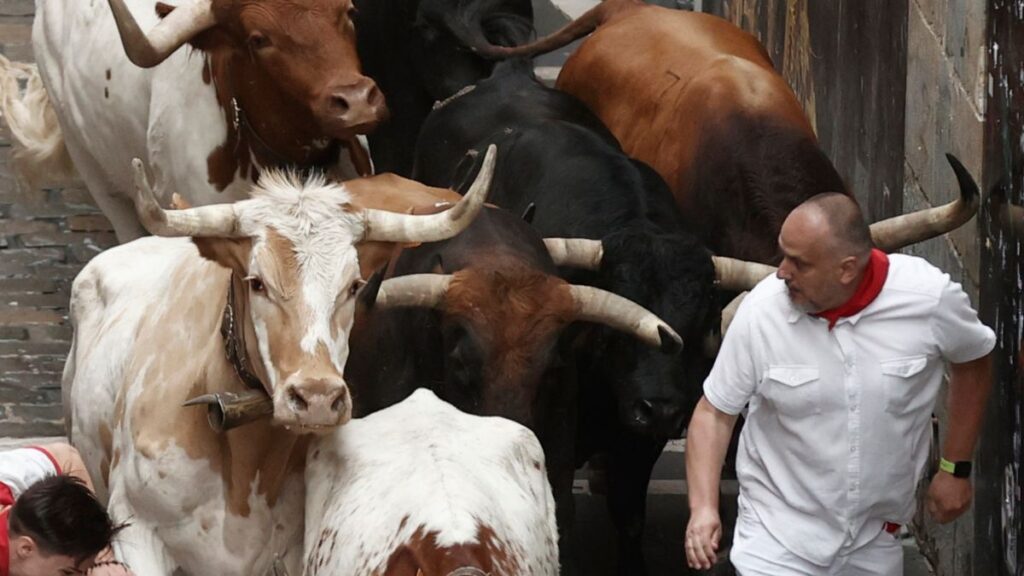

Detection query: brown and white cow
(62, 149), (495, 575)
(1, 0), (386, 241)
(467, 0), (979, 265)
(299, 388), (559, 575)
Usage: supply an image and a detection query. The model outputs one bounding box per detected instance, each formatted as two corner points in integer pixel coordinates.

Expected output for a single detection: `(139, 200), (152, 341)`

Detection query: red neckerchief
(1, 480), (14, 576)
(814, 249), (890, 330)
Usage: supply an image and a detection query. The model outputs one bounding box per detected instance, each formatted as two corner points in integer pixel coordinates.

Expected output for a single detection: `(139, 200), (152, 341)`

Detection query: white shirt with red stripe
(704, 254), (996, 566)
(1, 446), (63, 576)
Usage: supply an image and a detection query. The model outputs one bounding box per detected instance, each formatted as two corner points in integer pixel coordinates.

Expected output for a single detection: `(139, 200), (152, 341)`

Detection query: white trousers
(730, 506), (903, 576)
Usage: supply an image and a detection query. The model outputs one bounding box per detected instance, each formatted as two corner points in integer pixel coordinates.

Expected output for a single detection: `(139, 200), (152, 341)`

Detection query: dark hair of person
(802, 192), (873, 258)
(8, 475), (127, 563)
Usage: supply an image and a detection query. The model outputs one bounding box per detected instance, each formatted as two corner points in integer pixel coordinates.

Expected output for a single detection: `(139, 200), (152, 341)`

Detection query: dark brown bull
(345, 186), (683, 570)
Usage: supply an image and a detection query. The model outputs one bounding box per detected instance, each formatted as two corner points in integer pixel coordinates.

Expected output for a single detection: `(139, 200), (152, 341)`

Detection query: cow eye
(349, 279), (365, 297)
(247, 32), (272, 50)
(245, 275), (266, 293)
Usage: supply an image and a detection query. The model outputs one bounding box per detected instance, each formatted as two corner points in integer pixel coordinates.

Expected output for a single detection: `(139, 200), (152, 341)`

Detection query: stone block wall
(900, 1), (989, 574)
(0, 1), (116, 437)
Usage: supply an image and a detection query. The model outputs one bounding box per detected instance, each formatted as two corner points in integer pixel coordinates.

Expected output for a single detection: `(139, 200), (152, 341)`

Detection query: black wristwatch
(939, 458), (972, 479)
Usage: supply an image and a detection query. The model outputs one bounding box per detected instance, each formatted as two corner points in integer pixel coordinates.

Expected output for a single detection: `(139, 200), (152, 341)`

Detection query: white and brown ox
(62, 149), (496, 575)
(0, 0), (386, 241)
(297, 388), (559, 575)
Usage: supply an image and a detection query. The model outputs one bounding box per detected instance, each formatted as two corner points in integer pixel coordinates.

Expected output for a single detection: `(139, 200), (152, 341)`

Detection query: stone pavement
(0, 0), (117, 436)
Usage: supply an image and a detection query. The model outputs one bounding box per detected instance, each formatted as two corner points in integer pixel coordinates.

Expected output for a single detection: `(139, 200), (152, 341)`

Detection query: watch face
(954, 461), (973, 478)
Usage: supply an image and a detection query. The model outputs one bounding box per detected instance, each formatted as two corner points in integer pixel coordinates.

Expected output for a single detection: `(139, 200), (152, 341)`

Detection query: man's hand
(685, 506), (722, 570)
(926, 472), (972, 523)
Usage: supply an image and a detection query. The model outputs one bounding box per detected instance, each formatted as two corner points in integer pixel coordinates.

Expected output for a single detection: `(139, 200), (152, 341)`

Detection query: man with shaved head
(684, 193), (994, 575)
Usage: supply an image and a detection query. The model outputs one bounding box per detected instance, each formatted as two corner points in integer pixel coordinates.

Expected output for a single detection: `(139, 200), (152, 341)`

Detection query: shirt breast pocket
(764, 365), (821, 415)
(881, 355), (929, 414)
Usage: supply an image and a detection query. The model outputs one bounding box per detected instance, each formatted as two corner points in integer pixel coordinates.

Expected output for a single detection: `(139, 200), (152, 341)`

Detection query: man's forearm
(686, 396), (739, 511)
(942, 354), (993, 462)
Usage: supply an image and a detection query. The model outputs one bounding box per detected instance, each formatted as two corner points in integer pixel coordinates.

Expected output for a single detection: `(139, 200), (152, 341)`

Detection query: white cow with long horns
(63, 149), (496, 575)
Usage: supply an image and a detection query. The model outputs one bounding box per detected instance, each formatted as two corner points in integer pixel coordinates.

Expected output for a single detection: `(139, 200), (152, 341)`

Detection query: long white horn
(870, 154), (980, 252)
(544, 238), (603, 270)
(374, 274), (452, 309)
(712, 256), (777, 291)
(721, 291), (748, 336)
(130, 158), (239, 237)
(107, 0), (216, 68)
(569, 285), (683, 353)
(361, 145), (496, 243)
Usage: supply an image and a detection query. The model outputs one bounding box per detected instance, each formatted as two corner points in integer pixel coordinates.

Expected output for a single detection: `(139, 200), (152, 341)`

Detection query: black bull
(411, 59), (728, 575)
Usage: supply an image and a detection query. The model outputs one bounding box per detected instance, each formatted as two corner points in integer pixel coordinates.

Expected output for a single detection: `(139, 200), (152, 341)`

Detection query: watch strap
(939, 457), (972, 478)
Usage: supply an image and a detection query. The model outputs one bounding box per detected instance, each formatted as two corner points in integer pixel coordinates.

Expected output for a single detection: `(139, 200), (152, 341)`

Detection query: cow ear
(154, 0), (226, 52)
(194, 237), (252, 275)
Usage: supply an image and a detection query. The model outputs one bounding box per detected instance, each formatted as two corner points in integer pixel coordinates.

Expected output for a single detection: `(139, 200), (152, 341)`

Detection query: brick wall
(0, 1), (117, 436)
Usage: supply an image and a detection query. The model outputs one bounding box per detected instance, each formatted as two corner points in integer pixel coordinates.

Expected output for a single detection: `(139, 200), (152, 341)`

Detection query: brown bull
(468, 0), (979, 264)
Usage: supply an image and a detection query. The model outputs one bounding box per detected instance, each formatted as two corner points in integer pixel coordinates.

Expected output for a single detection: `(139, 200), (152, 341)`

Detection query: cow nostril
(330, 94), (350, 115)
(368, 85), (383, 106)
(288, 387), (308, 412)
(331, 392), (346, 413)
(631, 400), (654, 426)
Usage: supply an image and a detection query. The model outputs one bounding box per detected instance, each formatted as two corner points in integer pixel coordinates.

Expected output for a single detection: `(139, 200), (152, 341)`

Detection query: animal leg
(606, 433), (665, 576)
(107, 491), (178, 575)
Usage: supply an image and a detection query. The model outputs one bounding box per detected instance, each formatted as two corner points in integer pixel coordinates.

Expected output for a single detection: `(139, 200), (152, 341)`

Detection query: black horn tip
(658, 325), (683, 355)
(945, 153), (980, 205)
(521, 202), (536, 223)
(359, 266), (387, 309)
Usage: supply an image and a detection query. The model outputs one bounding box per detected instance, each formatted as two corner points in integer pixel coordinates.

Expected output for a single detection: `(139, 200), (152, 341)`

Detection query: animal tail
(460, 0), (643, 59)
(0, 54), (79, 191)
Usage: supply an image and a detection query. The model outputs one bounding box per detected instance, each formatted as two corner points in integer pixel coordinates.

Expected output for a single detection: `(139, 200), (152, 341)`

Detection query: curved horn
(544, 238), (603, 270)
(870, 154), (980, 252)
(130, 158), (239, 237)
(373, 274), (452, 309)
(361, 145), (496, 243)
(569, 285), (683, 354)
(712, 256), (777, 291)
(107, 0), (216, 68)
(721, 291), (748, 336)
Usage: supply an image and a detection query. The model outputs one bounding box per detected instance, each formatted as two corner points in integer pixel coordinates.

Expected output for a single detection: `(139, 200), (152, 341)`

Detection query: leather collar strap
(231, 97), (339, 172)
(222, 274), (266, 391)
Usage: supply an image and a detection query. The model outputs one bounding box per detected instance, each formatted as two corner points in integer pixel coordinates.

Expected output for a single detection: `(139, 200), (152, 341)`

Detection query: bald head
(777, 193), (873, 312)
(792, 193), (872, 261)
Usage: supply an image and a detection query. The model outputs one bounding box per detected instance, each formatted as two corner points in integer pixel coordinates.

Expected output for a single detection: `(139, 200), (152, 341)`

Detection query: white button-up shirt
(704, 254), (996, 566)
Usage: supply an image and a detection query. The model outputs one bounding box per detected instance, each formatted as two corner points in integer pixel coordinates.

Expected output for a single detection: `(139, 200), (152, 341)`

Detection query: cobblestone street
(0, 0), (117, 436)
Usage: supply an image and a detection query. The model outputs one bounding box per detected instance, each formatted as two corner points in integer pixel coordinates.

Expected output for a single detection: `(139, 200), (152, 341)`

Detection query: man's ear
(194, 237), (252, 275)
(839, 255), (862, 285)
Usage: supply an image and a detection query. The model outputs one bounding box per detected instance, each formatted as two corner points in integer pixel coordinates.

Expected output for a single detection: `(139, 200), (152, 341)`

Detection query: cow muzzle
(318, 77), (388, 136)
(274, 377), (351, 431)
(625, 398), (687, 439)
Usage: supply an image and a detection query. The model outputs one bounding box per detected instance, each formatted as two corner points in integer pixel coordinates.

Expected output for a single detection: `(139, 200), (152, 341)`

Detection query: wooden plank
(979, 2), (1024, 574)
